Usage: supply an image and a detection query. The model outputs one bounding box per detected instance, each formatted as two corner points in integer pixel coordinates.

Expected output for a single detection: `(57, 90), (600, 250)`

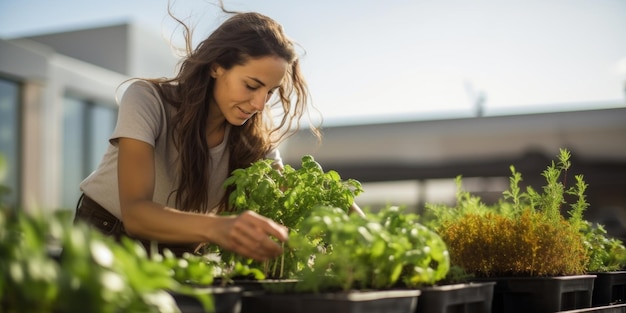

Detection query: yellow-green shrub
(426, 149), (591, 278)
(439, 209), (586, 277)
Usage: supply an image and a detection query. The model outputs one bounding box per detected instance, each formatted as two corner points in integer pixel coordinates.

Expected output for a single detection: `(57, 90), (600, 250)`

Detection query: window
(62, 97), (117, 210)
(0, 78), (20, 209)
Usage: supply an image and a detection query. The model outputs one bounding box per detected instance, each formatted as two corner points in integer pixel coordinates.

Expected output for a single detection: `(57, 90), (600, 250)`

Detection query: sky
(1, 0), (625, 125)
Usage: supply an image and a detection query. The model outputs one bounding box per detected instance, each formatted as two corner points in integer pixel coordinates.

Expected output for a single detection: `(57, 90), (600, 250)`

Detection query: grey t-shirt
(80, 80), (282, 220)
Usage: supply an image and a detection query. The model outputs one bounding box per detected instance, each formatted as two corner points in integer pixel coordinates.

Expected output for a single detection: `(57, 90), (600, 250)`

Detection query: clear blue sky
(1, 0), (625, 125)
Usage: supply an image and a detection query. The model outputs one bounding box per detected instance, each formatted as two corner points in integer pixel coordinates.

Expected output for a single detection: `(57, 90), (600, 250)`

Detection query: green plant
(219, 155), (363, 279)
(288, 205), (449, 292)
(564, 169), (626, 272)
(425, 149), (593, 277)
(582, 221), (626, 272)
(0, 151), (241, 312)
(0, 207), (220, 313)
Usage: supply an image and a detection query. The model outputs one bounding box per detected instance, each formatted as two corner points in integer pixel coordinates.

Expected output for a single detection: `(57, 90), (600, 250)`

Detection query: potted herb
(581, 220), (626, 306)
(424, 149), (596, 313)
(292, 205), (449, 291)
(240, 205), (449, 313)
(216, 155), (363, 282)
(573, 174), (626, 307)
(156, 249), (243, 313)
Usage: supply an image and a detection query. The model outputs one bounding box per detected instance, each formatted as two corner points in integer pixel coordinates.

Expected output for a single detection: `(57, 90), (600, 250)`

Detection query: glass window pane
(62, 97), (85, 210)
(89, 104), (117, 171)
(0, 79), (19, 208)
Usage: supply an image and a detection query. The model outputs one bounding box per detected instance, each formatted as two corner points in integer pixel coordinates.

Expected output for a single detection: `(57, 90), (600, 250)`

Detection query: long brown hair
(144, 4), (320, 213)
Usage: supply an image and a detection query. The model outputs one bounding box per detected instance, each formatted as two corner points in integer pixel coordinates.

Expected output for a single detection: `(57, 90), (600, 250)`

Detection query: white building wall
(1, 38), (128, 212)
(1, 22), (180, 212)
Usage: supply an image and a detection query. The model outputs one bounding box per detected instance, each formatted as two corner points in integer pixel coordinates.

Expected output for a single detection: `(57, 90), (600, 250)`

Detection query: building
(0, 21), (178, 211)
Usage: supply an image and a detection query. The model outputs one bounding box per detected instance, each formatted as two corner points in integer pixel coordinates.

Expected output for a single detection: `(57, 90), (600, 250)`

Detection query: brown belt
(74, 194), (203, 257)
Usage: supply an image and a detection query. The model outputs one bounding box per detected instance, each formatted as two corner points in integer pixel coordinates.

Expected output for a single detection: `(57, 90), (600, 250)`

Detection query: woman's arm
(117, 137), (287, 261)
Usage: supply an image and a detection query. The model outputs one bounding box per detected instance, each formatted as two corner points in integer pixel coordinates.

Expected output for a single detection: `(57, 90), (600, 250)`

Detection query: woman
(75, 8), (362, 261)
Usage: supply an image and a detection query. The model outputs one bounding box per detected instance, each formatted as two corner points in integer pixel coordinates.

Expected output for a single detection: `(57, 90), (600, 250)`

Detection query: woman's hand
(214, 211), (289, 261)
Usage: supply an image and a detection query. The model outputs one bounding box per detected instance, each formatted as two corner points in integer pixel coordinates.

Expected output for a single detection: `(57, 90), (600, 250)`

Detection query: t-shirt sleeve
(110, 81), (164, 147)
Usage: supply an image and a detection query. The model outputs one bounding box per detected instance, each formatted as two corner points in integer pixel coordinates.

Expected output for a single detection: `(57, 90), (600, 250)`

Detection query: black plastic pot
(474, 274), (596, 313)
(415, 282), (495, 313)
(241, 289), (421, 313)
(170, 285), (243, 313)
(226, 279), (300, 312)
(591, 271), (626, 306)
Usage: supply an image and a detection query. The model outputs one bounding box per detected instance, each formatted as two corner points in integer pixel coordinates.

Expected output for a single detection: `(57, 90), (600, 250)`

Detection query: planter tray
(591, 271), (626, 306)
(416, 282), (496, 313)
(473, 274), (596, 313)
(242, 289), (421, 313)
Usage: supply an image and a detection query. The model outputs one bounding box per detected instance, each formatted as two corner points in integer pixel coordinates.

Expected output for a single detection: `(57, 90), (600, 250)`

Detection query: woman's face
(211, 55), (288, 126)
